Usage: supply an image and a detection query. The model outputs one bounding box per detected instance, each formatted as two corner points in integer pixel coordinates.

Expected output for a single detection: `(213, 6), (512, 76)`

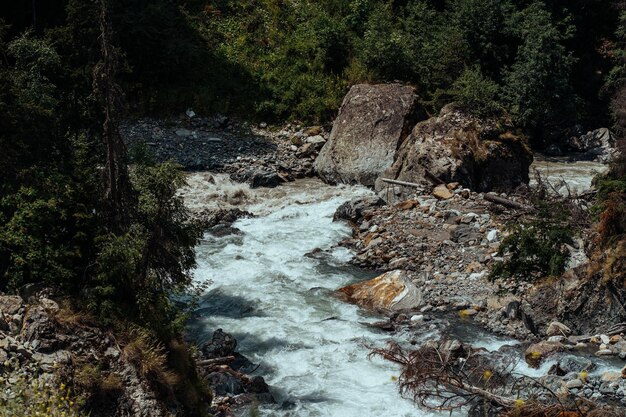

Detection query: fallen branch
(484, 193), (534, 211)
(379, 178), (423, 188)
(197, 356), (236, 367)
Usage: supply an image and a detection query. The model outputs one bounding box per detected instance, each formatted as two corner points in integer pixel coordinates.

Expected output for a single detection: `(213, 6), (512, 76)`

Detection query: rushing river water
(186, 175), (442, 416)
(530, 155), (608, 193)
(183, 156), (618, 416)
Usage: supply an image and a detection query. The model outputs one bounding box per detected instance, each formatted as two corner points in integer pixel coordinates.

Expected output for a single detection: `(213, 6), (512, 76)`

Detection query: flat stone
(566, 379), (583, 389)
(595, 349), (613, 356)
(433, 184), (454, 200)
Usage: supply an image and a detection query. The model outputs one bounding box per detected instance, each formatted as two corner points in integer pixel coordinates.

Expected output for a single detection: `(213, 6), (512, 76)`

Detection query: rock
(450, 224), (482, 244)
(601, 372), (622, 382)
(296, 141), (324, 157)
(622, 365), (626, 379)
(595, 349), (613, 356)
(19, 306), (59, 352)
(232, 169), (282, 188)
(201, 329), (237, 359)
(546, 321), (571, 336)
(486, 229), (498, 242)
(306, 135), (326, 144)
(333, 196), (385, 222)
(460, 308), (478, 317)
(549, 355), (595, 376)
(377, 105), (532, 193)
(315, 83), (422, 186)
(432, 184), (454, 200)
(524, 341), (565, 368)
(0, 295), (24, 316)
(337, 270), (423, 311)
(566, 128), (618, 163)
(305, 126), (322, 136)
(566, 379), (583, 389)
(600, 334), (610, 345)
(410, 314), (424, 323)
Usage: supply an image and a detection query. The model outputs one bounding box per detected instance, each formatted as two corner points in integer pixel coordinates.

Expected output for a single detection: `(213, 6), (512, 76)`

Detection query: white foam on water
(191, 177), (442, 417)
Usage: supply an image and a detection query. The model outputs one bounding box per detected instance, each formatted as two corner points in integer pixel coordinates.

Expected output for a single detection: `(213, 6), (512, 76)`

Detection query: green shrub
(490, 203), (574, 282)
(449, 67), (501, 116)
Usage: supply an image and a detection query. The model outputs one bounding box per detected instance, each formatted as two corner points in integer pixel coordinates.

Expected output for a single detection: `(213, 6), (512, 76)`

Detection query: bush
(490, 203), (574, 282)
(449, 67), (501, 116)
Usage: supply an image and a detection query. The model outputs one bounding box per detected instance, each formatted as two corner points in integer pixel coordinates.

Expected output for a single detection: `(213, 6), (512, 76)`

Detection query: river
(185, 175), (444, 416)
(183, 156), (614, 416)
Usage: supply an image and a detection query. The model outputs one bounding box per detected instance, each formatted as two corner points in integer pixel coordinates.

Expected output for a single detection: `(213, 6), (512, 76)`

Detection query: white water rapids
(185, 174), (440, 416)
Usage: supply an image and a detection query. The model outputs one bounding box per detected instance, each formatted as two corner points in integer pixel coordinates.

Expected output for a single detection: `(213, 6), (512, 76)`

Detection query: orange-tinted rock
(337, 270), (422, 311)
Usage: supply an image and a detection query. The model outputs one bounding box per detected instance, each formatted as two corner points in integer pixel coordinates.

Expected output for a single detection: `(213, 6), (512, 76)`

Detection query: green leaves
(490, 203), (574, 282)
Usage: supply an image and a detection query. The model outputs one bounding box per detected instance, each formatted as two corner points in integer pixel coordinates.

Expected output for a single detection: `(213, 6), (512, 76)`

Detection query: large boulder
(333, 196), (386, 222)
(337, 270), (423, 311)
(314, 83), (422, 186)
(566, 128), (618, 163)
(376, 105), (533, 192)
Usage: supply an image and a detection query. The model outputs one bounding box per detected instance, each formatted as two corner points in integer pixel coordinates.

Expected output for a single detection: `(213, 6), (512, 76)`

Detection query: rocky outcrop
(566, 128), (618, 163)
(337, 270), (423, 311)
(376, 105), (532, 193)
(314, 83), (422, 187)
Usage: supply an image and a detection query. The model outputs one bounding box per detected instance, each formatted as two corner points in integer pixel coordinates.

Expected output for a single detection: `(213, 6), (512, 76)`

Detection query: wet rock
(232, 169), (282, 188)
(337, 270), (423, 311)
(549, 355), (595, 375)
(315, 83), (422, 186)
(202, 329), (238, 359)
(193, 208), (252, 231)
(333, 196), (385, 222)
(567, 128), (618, 163)
(524, 341), (565, 368)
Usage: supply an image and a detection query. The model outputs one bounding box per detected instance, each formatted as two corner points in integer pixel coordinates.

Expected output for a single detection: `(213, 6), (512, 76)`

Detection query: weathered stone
(333, 196), (385, 222)
(566, 128), (618, 163)
(546, 321), (571, 336)
(433, 184), (454, 200)
(19, 306), (59, 352)
(337, 270), (423, 311)
(377, 105), (532, 193)
(0, 295), (24, 316)
(566, 379), (583, 389)
(315, 83), (421, 186)
(524, 341), (565, 368)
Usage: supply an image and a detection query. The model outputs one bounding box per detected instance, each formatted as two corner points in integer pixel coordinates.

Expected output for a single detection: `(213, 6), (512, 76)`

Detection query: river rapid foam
(187, 174), (441, 416)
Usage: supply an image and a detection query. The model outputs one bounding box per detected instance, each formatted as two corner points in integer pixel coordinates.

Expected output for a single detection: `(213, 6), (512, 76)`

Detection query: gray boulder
(376, 105), (533, 192)
(315, 83), (422, 186)
(566, 128), (618, 163)
(333, 196), (386, 222)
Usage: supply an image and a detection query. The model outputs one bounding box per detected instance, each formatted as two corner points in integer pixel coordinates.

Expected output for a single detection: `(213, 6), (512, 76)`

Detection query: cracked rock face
(314, 83), (422, 187)
(377, 105), (533, 193)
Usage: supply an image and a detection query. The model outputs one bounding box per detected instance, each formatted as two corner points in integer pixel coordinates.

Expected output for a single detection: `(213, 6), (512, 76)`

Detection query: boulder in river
(315, 83), (422, 187)
(333, 196), (386, 222)
(566, 128), (618, 163)
(337, 270), (423, 311)
(376, 105), (533, 193)
(524, 341), (565, 368)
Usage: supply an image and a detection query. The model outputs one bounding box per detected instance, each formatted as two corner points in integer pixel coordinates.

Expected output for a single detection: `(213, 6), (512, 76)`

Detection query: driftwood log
(484, 193), (534, 211)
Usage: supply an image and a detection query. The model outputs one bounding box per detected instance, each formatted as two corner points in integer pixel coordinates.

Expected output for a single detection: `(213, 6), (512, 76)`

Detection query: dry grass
(123, 326), (180, 389)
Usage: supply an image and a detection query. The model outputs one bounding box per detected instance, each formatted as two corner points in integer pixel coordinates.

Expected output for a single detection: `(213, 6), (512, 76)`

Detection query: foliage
(449, 66), (501, 116)
(490, 203), (574, 282)
(0, 375), (84, 417)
